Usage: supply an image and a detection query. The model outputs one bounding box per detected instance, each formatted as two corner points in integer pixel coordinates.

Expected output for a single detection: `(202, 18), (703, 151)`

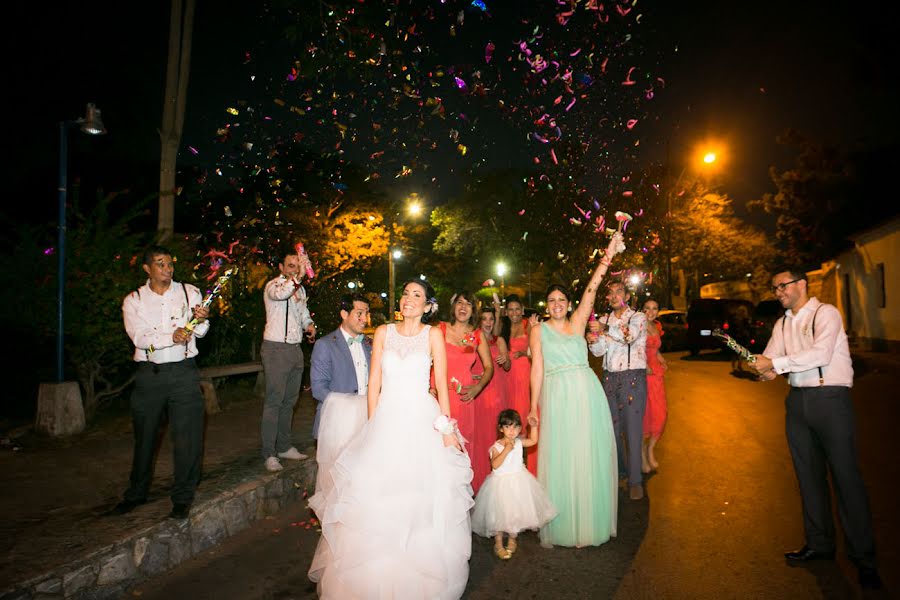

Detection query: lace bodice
(381, 324), (432, 397)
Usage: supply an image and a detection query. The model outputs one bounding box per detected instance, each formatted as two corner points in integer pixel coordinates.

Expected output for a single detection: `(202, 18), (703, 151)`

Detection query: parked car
(749, 299), (783, 352)
(656, 310), (688, 352)
(686, 298), (754, 356)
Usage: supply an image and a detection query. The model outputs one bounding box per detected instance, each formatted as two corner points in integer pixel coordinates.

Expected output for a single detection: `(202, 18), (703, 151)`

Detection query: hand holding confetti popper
(712, 329), (757, 364)
(184, 268), (237, 333)
(295, 243), (315, 280)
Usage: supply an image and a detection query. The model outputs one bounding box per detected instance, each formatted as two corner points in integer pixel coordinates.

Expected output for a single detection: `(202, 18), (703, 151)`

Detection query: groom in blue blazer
(310, 294), (372, 440)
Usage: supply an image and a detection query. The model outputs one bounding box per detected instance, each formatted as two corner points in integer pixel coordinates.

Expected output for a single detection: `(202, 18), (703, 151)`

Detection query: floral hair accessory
(433, 414), (459, 436)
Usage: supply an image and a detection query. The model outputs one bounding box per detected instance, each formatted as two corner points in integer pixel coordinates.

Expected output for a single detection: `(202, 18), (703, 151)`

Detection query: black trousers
(785, 385), (876, 568)
(124, 359), (204, 505)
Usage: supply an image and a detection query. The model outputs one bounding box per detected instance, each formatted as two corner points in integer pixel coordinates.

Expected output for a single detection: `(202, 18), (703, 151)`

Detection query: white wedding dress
(308, 324), (474, 599)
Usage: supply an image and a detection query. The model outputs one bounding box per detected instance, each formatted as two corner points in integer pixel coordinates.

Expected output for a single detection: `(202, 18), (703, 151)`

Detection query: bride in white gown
(308, 279), (474, 599)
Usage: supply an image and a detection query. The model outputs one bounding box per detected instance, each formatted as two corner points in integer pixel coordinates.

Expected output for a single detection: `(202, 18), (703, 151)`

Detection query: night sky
(7, 1), (898, 227)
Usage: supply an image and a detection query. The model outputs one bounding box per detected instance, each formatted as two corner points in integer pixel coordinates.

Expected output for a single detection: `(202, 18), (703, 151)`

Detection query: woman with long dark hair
(528, 234), (623, 547)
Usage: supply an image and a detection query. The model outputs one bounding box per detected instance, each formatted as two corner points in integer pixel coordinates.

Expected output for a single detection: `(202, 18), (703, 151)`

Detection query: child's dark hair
(497, 409), (522, 431)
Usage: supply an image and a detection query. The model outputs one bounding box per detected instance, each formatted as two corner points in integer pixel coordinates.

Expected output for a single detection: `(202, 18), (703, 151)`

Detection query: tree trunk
(158, 0), (196, 241)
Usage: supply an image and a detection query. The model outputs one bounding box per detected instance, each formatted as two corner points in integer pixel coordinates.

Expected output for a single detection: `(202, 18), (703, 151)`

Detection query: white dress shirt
(763, 297), (853, 388)
(588, 308), (648, 371)
(123, 281), (209, 363)
(263, 276), (315, 344)
(340, 327), (369, 395)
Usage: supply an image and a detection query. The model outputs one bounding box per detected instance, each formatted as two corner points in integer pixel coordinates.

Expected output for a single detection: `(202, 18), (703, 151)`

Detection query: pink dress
(643, 321), (668, 439)
(471, 336), (508, 493)
(506, 325), (537, 476)
(437, 322), (482, 456)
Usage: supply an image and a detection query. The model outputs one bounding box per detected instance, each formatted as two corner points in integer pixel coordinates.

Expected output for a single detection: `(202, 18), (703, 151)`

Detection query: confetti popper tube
(295, 243), (315, 279)
(712, 329), (757, 363)
(184, 268), (236, 333)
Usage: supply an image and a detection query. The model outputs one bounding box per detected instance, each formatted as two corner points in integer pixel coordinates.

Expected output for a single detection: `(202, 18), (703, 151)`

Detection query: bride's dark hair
(400, 279), (439, 324)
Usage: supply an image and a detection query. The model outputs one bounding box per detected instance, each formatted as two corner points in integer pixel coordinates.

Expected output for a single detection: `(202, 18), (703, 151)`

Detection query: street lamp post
(664, 145), (718, 309)
(57, 103), (107, 381)
(37, 103), (106, 437)
(388, 248), (402, 321)
(385, 195), (425, 322)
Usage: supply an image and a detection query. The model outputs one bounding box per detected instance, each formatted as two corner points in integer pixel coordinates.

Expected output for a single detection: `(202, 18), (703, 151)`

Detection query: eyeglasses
(770, 279), (801, 294)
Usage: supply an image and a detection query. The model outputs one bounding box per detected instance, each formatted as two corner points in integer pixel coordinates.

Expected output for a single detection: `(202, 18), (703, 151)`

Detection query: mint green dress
(538, 323), (618, 547)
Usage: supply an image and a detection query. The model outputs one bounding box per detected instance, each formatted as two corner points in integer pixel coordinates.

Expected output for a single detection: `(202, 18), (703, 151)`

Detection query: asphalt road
(128, 351), (899, 599)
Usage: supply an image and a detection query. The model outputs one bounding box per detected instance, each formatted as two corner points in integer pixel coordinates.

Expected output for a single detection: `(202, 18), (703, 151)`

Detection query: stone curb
(0, 459), (317, 600)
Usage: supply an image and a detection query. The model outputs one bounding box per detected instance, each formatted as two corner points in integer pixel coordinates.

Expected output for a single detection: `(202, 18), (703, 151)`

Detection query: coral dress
(437, 322), (482, 450)
(472, 438), (558, 537)
(471, 336), (507, 493)
(506, 325), (537, 475)
(643, 321), (668, 439)
(537, 323), (617, 547)
(308, 325), (474, 599)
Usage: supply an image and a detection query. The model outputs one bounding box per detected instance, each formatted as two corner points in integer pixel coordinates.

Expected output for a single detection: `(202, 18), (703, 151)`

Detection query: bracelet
(433, 415), (459, 436)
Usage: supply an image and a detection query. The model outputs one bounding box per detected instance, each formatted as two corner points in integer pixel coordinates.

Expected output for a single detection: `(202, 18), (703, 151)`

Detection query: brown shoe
(629, 484), (644, 500)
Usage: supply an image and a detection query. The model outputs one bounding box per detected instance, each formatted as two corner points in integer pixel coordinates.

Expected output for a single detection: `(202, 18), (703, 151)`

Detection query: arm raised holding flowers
(570, 232), (626, 335)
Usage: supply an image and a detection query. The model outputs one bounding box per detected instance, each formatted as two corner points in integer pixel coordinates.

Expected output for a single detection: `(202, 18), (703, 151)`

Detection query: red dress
(471, 336), (508, 492)
(436, 322), (482, 456)
(643, 321), (668, 439)
(506, 324), (537, 476)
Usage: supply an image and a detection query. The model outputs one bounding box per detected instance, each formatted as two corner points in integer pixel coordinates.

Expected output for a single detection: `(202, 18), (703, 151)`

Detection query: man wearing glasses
(751, 268), (880, 590)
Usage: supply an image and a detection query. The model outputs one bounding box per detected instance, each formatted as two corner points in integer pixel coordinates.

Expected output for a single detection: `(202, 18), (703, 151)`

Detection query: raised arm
(367, 325), (387, 418)
(491, 295), (504, 338)
(528, 324), (544, 426)
(571, 232), (623, 332)
(461, 334), (494, 401)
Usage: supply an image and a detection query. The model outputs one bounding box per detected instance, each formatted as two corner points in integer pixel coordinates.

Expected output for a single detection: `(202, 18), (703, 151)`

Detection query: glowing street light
(664, 141), (726, 308)
(496, 262), (508, 296)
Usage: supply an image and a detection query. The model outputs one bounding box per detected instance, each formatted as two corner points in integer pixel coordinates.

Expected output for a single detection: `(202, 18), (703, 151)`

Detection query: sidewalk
(0, 380), (319, 599)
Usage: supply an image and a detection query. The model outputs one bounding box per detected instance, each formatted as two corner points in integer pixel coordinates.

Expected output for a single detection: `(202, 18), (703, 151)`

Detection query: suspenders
(136, 283), (191, 358)
(781, 304), (824, 386)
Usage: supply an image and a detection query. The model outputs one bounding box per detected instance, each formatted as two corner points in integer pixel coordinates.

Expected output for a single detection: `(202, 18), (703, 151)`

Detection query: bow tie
(347, 334), (365, 346)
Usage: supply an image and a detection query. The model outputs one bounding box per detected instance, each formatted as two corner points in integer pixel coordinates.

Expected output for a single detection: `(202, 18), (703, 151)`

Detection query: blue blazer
(310, 328), (372, 437)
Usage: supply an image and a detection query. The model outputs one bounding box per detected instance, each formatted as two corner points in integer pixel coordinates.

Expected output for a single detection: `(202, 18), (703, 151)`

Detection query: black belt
(139, 358), (195, 374)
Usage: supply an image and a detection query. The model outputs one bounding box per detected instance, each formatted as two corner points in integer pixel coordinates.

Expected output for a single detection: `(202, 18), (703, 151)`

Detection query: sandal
(494, 543), (511, 560)
(506, 538), (518, 555)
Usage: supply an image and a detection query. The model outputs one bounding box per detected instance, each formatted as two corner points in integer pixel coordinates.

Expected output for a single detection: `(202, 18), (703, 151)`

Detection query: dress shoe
(858, 567), (882, 589)
(111, 499), (145, 515)
(277, 447), (308, 461)
(169, 503), (191, 520)
(784, 545), (835, 561)
(265, 456), (284, 472)
(629, 484), (644, 500)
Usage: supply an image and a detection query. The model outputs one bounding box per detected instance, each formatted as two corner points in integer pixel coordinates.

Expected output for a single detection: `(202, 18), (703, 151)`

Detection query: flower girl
(471, 409), (558, 559)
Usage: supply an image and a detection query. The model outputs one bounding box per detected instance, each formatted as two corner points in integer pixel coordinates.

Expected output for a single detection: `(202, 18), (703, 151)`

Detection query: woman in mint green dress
(528, 233), (623, 547)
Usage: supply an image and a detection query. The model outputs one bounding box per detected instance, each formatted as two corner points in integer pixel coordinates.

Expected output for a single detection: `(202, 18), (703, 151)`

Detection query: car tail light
(722, 321), (730, 330)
